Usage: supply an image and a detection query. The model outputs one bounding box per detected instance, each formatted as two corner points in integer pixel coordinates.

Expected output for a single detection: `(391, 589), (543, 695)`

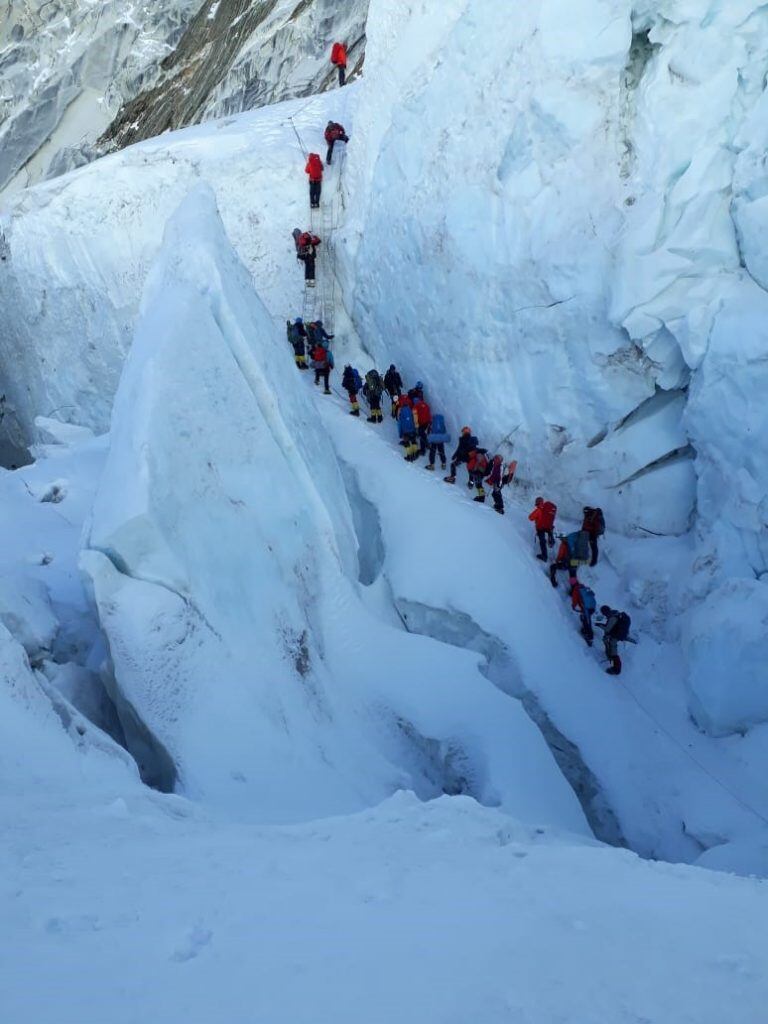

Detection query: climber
(342, 365), (363, 416)
(397, 401), (419, 461)
(596, 605), (631, 676)
(311, 342), (333, 394)
(294, 229), (321, 286)
(528, 496), (558, 561)
(485, 455), (506, 514)
(305, 152), (324, 209)
(286, 317), (308, 369)
(324, 121), (349, 165)
(331, 41), (348, 86)
(467, 448), (489, 503)
(425, 413), (450, 472)
(570, 580), (597, 647)
(313, 319), (334, 344)
(549, 530), (590, 588)
(444, 426), (479, 484)
(395, 393), (413, 442)
(384, 364), (403, 417)
(408, 380), (425, 404)
(363, 368), (385, 423)
(582, 506), (606, 566)
(413, 394), (432, 457)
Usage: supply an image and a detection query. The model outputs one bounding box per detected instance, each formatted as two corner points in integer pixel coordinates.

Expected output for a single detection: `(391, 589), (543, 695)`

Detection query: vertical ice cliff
(338, 0), (768, 733)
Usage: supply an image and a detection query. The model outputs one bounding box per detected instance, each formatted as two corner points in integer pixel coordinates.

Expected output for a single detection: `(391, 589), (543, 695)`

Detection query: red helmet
(535, 496), (544, 506)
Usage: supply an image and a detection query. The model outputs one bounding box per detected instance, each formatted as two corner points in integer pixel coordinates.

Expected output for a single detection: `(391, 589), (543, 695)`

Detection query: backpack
(471, 452), (489, 474)
(583, 507), (605, 535)
(541, 500), (557, 530)
(398, 405), (415, 436)
(428, 414), (449, 443)
(352, 368), (362, 391)
(610, 611), (631, 641)
(580, 586), (597, 614)
(567, 530), (590, 565)
(365, 370), (383, 396)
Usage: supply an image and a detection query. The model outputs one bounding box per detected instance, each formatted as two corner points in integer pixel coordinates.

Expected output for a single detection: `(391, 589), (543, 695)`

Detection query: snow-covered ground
(2, 1), (768, 1016)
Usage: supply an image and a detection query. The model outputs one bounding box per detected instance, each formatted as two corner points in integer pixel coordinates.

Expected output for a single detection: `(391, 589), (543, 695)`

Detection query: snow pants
(346, 389), (359, 413)
(491, 487), (504, 514)
(315, 367), (330, 391)
(580, 611), (594, 645)
(417, 425), (429, 455)
(428, 442), (446, 468)
(470, 470), (486, 499)
(309, 180), (322, 208)
(337, 65), (346, 86)
(589, 534), (599, 566)
(536, 528), (554, 560)
(304, 255), (316, 282)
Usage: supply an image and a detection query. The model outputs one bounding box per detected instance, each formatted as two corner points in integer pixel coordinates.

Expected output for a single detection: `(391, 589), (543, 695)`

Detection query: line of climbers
(293, 121), (350, 284)
(285, 320), (634, 677)
(528, 498), (631, 675)
(286, 60), (631, 680)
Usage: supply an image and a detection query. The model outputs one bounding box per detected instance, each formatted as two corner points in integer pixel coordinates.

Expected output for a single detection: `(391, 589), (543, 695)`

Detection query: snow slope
(5, 789), (768, 1024)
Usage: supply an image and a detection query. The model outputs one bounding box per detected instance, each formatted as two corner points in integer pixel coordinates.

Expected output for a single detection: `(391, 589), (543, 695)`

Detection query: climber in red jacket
(331, 41), (348, 86)
(294, 229), (321, 286)
(305, 152), (324, 209)
(528, 497), (557, 561)
(324, 121), (349, 165)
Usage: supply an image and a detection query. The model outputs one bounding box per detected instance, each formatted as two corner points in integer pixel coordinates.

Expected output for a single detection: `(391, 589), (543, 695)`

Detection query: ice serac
(82, 183), (588, 831)
(339, 0), (768, 733)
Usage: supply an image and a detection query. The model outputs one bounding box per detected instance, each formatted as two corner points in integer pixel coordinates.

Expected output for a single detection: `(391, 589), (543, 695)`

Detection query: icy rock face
(0, 0), (367, 198)
(100, 0), (368, 153)
(0, 0), (201, 195)
(340, 0), (768, 733)
(81, 183), (587, 829)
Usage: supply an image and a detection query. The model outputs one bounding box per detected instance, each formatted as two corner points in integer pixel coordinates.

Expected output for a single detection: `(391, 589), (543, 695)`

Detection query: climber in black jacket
(444, 427), (478, 484)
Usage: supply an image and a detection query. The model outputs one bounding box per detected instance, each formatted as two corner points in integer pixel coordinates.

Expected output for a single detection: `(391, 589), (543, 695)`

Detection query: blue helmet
(294, 317), (303, 324)
(415, 380), (424, 390)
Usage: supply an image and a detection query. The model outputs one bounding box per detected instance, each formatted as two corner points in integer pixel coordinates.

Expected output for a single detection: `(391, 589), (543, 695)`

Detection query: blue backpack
(566, 530), (590, 565)
(398, 405), (415, 436)
(352, 368), (362, 391)
(428, 414), (450, 444)
(580, 586), (596, 614)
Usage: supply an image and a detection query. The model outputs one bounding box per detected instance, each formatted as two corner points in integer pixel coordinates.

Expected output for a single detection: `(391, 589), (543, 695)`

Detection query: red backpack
(540, 500), (557, 531)
(306, 153), (323, 179)
(331, 42), (346, 66)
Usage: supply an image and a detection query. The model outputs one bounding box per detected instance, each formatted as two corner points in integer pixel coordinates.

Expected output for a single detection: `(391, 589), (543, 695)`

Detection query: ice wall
(338, 0), (768, 733)
(81, 183), (587, 830)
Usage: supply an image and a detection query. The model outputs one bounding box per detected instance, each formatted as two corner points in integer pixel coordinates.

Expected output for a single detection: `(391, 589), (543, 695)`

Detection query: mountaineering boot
(536, 553), (547, 561)
(494, 506), (504, 515)
(307, 280), (315, 288)
(606, 656), (622, 676)
(324, 388), (331, 395)
(425, 464), (435, 471)
(366, 415), (377, 423)
(349, 409), (360, 416)
(444, 475), (456, 483)
(549, 565), (558, 588)
(473, 494), (486, 503)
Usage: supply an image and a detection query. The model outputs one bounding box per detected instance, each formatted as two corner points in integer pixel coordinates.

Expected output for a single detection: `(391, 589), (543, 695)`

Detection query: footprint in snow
(171, 924), (213, 963)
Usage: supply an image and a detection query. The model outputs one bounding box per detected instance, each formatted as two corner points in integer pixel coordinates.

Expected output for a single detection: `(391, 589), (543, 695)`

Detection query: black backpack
(611, 612), (631, 641)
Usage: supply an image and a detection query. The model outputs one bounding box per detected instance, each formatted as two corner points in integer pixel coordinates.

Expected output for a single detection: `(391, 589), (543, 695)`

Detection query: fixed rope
(620, 684), (768, 829)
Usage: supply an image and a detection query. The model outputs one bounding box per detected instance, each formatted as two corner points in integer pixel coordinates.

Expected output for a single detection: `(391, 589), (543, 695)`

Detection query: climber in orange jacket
(331, 41), (348, 86)
(305, 153), (324, 209)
